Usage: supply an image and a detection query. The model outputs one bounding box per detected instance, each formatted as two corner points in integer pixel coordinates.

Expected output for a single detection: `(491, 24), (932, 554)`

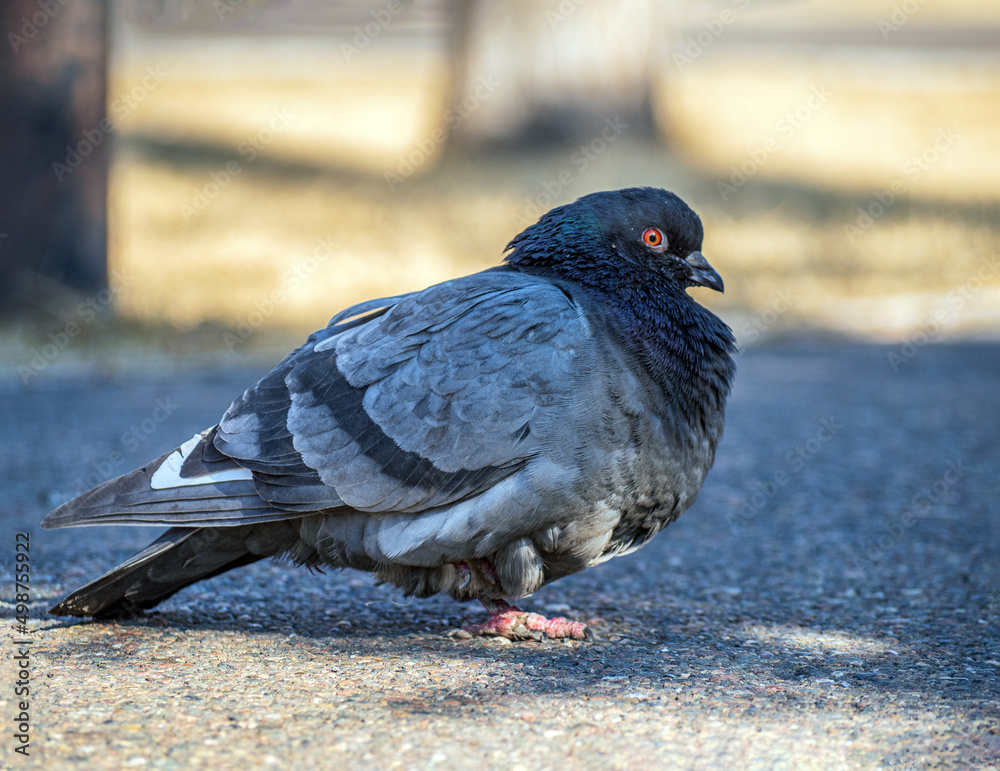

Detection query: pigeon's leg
(463, 598), (593, 641)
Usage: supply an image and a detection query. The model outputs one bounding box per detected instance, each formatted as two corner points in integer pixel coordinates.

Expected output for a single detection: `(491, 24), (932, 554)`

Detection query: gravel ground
(1, 340), (998, 769)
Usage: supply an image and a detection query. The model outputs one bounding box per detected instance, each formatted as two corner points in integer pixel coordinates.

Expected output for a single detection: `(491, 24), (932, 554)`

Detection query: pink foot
(462, 599), (593, 641)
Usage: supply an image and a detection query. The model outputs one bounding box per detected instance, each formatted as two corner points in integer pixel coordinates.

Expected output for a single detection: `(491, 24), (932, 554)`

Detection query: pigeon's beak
(684, 251), (725, 293)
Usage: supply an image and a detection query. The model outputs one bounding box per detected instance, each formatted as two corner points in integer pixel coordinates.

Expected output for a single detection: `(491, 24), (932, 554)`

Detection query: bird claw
(454, 561), (472, 590)
(461, 604), (593, 642)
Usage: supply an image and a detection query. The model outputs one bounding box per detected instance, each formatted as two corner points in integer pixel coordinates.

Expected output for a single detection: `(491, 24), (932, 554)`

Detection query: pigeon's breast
(524, 330), (719, 577)
(589, 400), (713, 567)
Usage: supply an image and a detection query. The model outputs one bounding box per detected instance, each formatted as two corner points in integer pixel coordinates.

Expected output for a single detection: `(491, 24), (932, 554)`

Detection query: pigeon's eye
(642, 227), (666, 251)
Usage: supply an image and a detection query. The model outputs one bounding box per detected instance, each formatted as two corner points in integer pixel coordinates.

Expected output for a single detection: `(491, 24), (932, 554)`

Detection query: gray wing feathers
(325, 292), (416, 328)
(298, 273), (583, 512)
(335, 274), (582, 472)
(41, 443), (300, 529)
(215, 270), (585, 516)
(44, 270), (588, 536)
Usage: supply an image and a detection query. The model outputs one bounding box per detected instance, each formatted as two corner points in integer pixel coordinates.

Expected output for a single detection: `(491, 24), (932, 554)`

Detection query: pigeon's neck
(595, 281), (736, 440)
(505, 262), (735, 434)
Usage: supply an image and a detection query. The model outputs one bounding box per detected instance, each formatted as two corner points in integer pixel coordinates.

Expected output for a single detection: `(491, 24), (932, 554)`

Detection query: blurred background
(2, 0), (999, 369)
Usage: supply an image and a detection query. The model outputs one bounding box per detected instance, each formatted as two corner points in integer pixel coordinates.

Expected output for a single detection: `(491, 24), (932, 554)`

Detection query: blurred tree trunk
(445, 0), (657, 147)
(0, 0), (108, 315)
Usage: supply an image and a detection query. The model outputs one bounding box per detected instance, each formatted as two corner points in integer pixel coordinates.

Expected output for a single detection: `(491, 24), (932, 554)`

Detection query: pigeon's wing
(216, 268), (586, 514)
(43, 269), (588, 529)
(41, 436), (294, 528)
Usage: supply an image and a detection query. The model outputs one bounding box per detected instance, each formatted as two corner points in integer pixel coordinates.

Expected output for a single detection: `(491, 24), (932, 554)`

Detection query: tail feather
(48, 523), (305, 618)
(44, 430), (317, 618)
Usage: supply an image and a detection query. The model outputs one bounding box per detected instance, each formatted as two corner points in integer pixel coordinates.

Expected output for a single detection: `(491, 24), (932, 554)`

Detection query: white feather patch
(150, 433), (254, 489)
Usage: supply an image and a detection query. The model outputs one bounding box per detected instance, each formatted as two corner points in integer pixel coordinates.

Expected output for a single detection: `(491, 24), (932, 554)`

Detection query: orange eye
(642, 227), (665, 249)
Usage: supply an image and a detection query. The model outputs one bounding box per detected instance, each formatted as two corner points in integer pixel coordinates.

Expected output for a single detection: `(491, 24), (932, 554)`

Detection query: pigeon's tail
(41, 429), (313, 617)
(48, 526), (266, 618)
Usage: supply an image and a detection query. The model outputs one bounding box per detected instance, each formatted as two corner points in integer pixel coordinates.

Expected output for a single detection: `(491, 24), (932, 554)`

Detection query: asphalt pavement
(1, 339), (998, 769)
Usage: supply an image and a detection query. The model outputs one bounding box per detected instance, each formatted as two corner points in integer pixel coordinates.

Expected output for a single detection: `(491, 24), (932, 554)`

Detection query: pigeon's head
(505, 187), (724, 294)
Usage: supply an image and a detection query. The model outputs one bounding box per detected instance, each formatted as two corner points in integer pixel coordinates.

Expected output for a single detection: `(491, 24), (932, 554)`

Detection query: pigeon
(42, 187), (736, 641)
